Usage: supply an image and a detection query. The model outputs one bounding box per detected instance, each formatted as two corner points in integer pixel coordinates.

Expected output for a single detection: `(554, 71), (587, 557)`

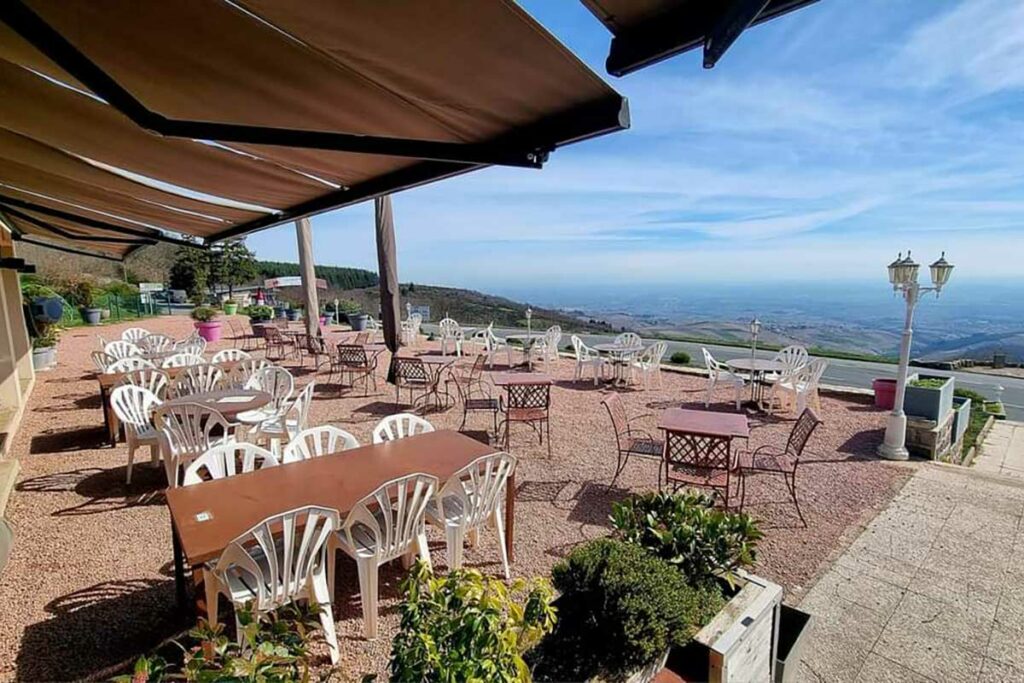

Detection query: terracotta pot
(194, 321), (223, 342)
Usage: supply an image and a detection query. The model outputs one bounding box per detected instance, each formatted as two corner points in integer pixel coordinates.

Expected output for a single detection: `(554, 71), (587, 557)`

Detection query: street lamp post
(878, 251), (954, 460)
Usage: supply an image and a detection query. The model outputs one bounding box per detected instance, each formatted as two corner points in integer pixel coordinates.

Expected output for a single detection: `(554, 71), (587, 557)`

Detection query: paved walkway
(974, 421), (1024, 480)
(796, 463), (1024, 682)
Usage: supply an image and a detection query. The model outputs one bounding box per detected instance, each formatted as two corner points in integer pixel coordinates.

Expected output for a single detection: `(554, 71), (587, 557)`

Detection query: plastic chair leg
(311, 575), (340, 664)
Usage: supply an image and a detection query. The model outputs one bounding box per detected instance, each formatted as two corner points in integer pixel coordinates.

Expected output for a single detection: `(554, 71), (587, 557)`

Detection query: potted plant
(222, 298), (239, 315)
(904, 374), (955, 421)
(390, 562), (556, 681)
(68, 280), (102, 326)
(273, 302), (288, 319)
(190, 305), (222, 342)
(31, 327), (59, 370)
(285, 305), (302, 322)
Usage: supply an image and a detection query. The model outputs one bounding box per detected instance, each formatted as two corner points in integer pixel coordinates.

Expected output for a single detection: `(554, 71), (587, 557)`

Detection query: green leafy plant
(190, 305), (220, 323)
(64, 279), (97, 309)
(530, 539), (723, 681)
(246, 305), (274, 321)
(909, 377), (949, 389)
(670, 351), (691, 365)
(32, 326), (60, 350)
(610, 491), (762, 588)
(101, 280), (140, 299)
(389, 561), (556, 683)
(115, 602), (329, 682)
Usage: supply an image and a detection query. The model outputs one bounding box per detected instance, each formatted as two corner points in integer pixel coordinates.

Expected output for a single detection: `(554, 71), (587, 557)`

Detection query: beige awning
(0, 0), (628, 260)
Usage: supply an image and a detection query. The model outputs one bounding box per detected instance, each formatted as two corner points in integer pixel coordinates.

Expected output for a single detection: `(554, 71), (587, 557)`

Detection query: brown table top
(492, 372), (554, 386)
(657, 408), (749, 439)
(162, 389), (271, 421)
(166, 430), (496, 565)
(96, 359), (240, 388)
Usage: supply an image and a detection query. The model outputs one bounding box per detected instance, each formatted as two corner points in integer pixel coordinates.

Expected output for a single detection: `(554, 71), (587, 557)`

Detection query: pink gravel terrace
(0, 316), (913, 681)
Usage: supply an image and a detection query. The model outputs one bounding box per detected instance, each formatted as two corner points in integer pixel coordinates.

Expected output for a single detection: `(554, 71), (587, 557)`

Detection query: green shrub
(530, 539), (723, 681)
(670, 351), (691, 365)
(389, 562), (556, 683)
(610, 491), (762, 588)
(115, 602), (328, 682)
(190, 305), (219, 323)
(909, 377), (949, 388)
(32, 326), (60, 350)
(246, 304), (274, 320)
(63, 279), (96, 308)
(100, 280), (139, 299)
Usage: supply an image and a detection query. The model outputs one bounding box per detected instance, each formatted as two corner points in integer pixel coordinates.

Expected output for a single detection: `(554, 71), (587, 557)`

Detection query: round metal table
(506, 333), (545, 369)
(726, 357), (786, 407)
(162, 389), (272, 423)
(593, 343), (641, 385)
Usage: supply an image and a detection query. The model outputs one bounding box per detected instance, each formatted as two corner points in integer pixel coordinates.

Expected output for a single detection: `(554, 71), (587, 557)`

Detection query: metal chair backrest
(211, 348), (251, 364)
(615, 332), (643, 349)
(154, 403), (232, 487)
(438, 452), (517, 529)
(110, 385), (162, 436)
(216, 506), (339, 611)
(107, 356), (157, 374)
(506, 382), (550, 412)
(161, 353), (205, 369)
(774, 345), (809, 374)
(121, 327), (150, 344)
(283, 425), (359, 463)
(138, 333), (175, 353)
(341, 474), (436, 563)
(601, 394), (630, 444)
(118, 368), (170, 398)
(247, 366), (294, 411)
(786, 408), (822, 460)
(394, 356), (428, 384)
(664, 428), (731, 472)
(171, 363), (224, 399)
(337, 343), (370, 367)
(372, 413), (435, 443)
(353, 332), (371, 345)
(105, 340), (141, 360)
(183, 442), (279, 486)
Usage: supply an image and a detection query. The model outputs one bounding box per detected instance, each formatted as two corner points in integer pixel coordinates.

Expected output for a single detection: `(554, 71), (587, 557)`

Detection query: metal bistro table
(726, 357), (785, 408)
(657, 408), (750, 508)
(165, 430), (509, 612)
(404, 354), (461, 411)
(505, 333), (544, 370)
(593, 343), (641, 385)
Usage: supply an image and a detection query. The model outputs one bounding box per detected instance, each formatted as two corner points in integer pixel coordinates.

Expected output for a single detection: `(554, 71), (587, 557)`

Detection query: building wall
(0, 227), (34, 456)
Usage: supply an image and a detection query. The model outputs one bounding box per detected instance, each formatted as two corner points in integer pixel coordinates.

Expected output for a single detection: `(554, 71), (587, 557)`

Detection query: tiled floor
(796, 464), (1024, 682)
(974, 421), (1024, 480)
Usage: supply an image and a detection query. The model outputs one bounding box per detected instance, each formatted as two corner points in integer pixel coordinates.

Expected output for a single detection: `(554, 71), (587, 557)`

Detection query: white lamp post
(879, 251), (954, 460)
(525, 306), (533, 338)
(749, 317), (761, 363)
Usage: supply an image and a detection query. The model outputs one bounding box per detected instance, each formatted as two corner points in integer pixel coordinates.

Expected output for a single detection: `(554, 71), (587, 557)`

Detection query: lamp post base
(878, 413), (910, 461)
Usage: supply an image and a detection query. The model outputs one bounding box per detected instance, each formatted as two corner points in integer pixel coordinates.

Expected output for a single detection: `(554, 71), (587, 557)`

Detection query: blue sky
(246, 0), (1024, 290)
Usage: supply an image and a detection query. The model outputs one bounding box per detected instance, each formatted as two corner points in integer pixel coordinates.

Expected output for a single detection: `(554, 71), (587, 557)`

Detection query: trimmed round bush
(670, 351), (691, 365)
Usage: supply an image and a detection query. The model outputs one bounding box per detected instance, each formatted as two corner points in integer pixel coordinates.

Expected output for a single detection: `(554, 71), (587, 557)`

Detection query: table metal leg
(100, 386), (118, 447)
(171, 519), (189, 613)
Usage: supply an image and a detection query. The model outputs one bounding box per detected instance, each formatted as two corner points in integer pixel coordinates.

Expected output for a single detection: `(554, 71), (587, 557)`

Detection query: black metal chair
(333, 343), (379, 396)
(601, 393), (663, 487)
(392, 356), (430, 408)
(499, 382), (551, 456)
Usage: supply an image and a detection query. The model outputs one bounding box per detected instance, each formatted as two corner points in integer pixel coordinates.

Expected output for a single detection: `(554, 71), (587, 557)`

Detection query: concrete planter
(903, 374), (954, 422)
(774, 605), (813, 683)
(952, 396), (971, 447)
(32, 347), (56, 371)
(349, 313), (369, 331)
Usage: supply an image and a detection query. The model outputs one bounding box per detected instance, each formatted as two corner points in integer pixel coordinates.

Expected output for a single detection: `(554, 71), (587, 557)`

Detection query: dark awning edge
(15, 235), (131, 262)
(584, 0), (818, 76)
(204, 96), (630, 244)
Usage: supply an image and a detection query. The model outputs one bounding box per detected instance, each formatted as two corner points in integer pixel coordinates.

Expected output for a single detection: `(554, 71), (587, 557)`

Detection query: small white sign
(195, 511), (213, 523)
(138, 282), (164, 293)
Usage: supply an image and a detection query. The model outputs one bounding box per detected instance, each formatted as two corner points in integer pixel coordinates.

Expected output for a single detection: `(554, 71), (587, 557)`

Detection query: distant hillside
(258, 261), (378, 290)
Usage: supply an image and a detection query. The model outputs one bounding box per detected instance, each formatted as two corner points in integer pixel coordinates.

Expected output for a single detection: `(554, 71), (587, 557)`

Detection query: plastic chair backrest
(110, 385), (162, 435)
(121, 327), (150, 344)
(615, 332), (643, 349)
(437, 452), (517, 529)
(372, 413), (435, 443)
(118, 368), (170, 398)
(153, 403), (232, 487)
(342, 474), (436, 562)
(105, 340), (141, 360)
(162, 353), (205, 369)
(171, 363), (224, 398)
(107, 356), (157, 374)
(183, 443), (279, 486)
(282, 425), (359, 463)
(211, 348), (251, 364)
(247, 366), (294, 411)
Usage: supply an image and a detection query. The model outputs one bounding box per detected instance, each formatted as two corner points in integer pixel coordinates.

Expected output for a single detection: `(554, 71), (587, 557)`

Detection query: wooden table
(162, 389), (271, 423)
(657, 408), (749, 505)
(165, 430), (507, 610)
(96, 360), (240, 446)
(726, 358), (786, 407)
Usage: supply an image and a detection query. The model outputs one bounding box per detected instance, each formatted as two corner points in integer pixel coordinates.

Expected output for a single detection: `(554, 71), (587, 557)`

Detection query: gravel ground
(0, 316), (913, 681)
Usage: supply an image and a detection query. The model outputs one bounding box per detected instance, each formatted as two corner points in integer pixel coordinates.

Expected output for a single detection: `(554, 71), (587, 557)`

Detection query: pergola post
(374, 196), (401, 378)
(295, 217), (320, 338)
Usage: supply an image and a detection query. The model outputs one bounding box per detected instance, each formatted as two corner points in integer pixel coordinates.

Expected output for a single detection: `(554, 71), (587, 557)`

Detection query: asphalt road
(472, 326), (1024, 421)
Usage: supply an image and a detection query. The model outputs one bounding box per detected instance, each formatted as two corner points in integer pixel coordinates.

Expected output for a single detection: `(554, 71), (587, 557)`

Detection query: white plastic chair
(631, 341), (667, 389)
(110, 385), (162, 484)
(771, 358), (827, 415)
(204, 506), (340, 663)
(182, 442), (279, 486)
(91, 350), (114, 373)
(106, 356), (157, 374)
(153, 403), (233, 487)
(212, 348), (251, 364)
(769, 345), (809, 382)
(117, 368), (170, 398)
(161, 353), (205, 369)
(121, 327), (150, 344)
(482, 323), (512, 368)
(230, 358), (271, 389)
(372, 413), (435, 443)
(615, 332), (643, 349)
(251, 381), (315, 452)
(702, 348), (744, 410)
(530, 325), (561, 368)
(425, 452), (517, 578)
(282, 425), (360, 463)
(570, 335), (605, 386)
(105, 340), (142, 361)
(138, 333), (175, 353)
(438, 317), (464, 357)
(170, 363), (224, 399)
(329, 473), (437, 639)
(400, 313), (422, 346)
(175, 335), (207, 356)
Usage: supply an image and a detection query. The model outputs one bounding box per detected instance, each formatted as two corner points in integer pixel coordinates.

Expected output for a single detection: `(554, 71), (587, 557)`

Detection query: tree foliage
(257, 260), (378, 289)
(168, 247), (209, 299)
(210, 240), (259, 296)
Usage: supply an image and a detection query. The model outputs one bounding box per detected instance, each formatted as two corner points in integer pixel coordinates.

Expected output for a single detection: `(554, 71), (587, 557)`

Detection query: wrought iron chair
(451, 364), (500, 436)
(392, 356), (430, 407)
(333, 343), (378, 395)
(739, 408), (821, 525)
(663, 420), (739, 508)
(601, 393), (663, 487)
(499, 381), (551, 456)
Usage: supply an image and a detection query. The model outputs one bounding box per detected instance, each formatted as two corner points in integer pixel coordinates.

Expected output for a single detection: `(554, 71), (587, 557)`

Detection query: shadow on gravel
(16, 466), (166, 516)
(17, 578), (186, 682)
(29, 426), (110, 454)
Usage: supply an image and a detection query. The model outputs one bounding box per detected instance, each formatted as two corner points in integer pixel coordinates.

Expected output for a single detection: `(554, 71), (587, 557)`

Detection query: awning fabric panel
(3, 212), (140, 258)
